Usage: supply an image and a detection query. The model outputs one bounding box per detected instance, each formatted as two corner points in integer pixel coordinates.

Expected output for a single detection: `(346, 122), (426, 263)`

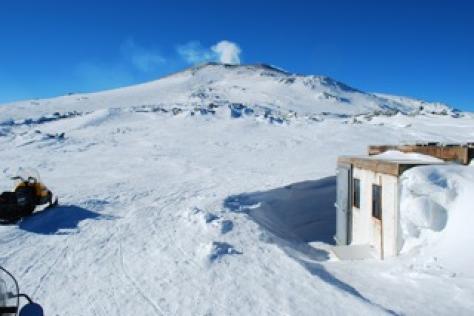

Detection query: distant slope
(373, 93), (456, 115)
(0, 63), (456, 121)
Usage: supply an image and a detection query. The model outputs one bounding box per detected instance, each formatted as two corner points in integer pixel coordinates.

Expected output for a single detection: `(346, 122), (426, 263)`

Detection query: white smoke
(211, 41), (241, 65)
(177, 40), (242, 65)
(121, 39), (165, 72)
(176, 41), (213, 64)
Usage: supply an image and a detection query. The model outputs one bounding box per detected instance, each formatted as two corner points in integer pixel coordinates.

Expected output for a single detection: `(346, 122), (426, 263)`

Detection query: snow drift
(400, 164), (474, 276)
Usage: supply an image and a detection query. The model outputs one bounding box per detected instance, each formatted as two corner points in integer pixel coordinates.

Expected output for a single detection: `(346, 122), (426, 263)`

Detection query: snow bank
(399, 164), (474, 276)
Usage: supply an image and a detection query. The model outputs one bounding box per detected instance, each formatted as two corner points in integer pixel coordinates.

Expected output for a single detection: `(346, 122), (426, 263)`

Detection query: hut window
(372, 184), (382, 220)
(353, 178), (360, 208)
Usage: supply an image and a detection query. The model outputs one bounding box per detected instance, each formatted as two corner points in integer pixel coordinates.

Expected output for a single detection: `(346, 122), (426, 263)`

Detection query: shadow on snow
(224, 176), (399, 315)
(18, 204), (114, 235)
(224, 176), (337, 244)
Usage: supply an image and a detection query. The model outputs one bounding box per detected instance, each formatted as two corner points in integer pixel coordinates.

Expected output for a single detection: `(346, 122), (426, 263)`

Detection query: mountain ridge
(0, 63), (458, 121)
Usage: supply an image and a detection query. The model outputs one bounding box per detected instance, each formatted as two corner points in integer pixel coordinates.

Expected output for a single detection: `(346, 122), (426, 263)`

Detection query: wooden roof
(337, 156), (444, 176)
(368, 144), (473, 165)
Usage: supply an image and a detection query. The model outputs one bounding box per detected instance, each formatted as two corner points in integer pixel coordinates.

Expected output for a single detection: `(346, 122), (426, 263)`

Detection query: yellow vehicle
(0, 168), (57, 223)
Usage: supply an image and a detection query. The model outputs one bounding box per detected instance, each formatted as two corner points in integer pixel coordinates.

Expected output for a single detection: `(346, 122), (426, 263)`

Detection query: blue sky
(0, 0), (473, 110)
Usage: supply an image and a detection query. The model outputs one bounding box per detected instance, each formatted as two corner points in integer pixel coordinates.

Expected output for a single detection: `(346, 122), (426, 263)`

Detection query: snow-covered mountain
(0, 63), (458, 122)
(1, 64), (473, 315)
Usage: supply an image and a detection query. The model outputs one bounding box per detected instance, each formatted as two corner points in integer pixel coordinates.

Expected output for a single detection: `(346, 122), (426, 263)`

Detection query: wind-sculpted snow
(400, 165), (474, 277)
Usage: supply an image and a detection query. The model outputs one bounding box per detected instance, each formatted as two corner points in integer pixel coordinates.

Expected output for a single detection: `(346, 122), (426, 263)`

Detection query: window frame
(353, 178), (361, 209)
(372, 184), (382, 220)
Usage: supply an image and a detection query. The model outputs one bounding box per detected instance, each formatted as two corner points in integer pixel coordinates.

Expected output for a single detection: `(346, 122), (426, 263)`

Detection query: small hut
(334, 143), (473, 259)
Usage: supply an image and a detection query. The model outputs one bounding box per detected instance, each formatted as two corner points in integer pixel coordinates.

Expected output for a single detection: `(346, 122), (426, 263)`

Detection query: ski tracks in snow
(118, 241), (165, 316)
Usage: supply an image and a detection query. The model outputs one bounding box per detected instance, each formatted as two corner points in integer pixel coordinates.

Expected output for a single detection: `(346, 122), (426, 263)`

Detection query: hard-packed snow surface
(400, 165), (474, 277)
(0, 64), (473, 315)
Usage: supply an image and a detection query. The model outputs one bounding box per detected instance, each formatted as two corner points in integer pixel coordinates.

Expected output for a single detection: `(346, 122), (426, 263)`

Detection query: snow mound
(399, 165), (474, 276)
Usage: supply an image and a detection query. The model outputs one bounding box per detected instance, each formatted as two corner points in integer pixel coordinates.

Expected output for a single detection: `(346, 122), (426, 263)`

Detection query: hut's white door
(336, 164), (352, 245)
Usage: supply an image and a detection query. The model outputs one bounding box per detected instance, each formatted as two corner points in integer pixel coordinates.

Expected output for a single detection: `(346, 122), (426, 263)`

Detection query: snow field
(0, 108), (473, 315)
(0, 63), (473, 315)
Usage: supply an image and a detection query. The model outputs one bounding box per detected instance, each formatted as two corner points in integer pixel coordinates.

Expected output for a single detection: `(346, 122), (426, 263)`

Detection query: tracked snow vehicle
(0, 168), (57, 223)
